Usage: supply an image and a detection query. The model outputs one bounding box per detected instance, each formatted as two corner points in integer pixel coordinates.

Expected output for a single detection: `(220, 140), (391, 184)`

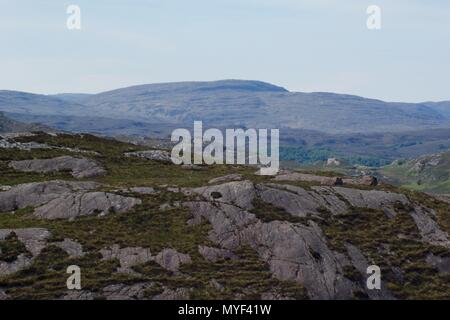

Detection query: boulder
(9, 156), (106, 178)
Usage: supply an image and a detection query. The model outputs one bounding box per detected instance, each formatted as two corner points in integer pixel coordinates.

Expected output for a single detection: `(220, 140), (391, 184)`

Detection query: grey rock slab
(154, 248), (192, 272)
(410, 206), (450, 248)
(0, 180), (99, 213)
(101, 245), (152, 273)
(198, 245), (237, 262)
(208, 174), (243, 184)
(183, 201), (354, 299)
(426, 254), (450, 273)
(274, 172), (343, 186)
(330, 187), (410, 211)
(128, 187), (157, 195)
(0, 228), (51, 276)
(55, 239), (84, 258)
(102, 282), (153, 300)
(33, 192), (141, 220)
(60, 290), (95, 300)
(152, 287), (190, 300)
(345, 243), (395, 300)
(9, 156), (106, 178)
(188, 180), (256, 210)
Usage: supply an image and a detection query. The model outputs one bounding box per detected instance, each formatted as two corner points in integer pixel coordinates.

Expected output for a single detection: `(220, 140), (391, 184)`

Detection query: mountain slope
(381, 150), (450, 193)
(1, 80), (450, 134)
(0, 112), (52, 133)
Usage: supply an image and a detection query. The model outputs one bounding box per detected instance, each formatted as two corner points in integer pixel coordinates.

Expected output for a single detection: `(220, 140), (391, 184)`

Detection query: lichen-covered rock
(9, 156), (106, 178)
(154, 248), (192, 272)
(33, 192), (141, 220)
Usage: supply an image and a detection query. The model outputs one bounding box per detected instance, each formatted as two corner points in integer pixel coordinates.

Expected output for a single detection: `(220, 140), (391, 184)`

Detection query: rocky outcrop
(128, 187), (157, 195)
(342, 176), (378, 186)
(102, 282), (154, 300)
(54, 239), (84, 258)
(0, 180), (141, 220)
(274, 172), (343, 186)
(125, 150), (171, 162)
(152, 288), (190, 300)
(208, 174), (243, 185)
(345, 244), (394, 300)
(198, 245), (237, 262)
(9, 156), (106, 178)
(34, 191), (141, 220)
(101, 245), (152, 274)
(60, 290), (94, 300)
(0, 228), (51, 276)
(274, 171), (378, 186)
(0, 180), (99, 213)
(184, 201), (354, 299)
(426, 254), (450, 273)
(101, 245), (191, 274)
(410, 206), (450, 248)
(154, 248), (192, 273)
(187, 180), (256, 210)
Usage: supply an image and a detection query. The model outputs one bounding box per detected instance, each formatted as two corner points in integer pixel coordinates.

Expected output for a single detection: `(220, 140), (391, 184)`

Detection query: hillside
(1, 133), (450, 300)
(0, 112), (53, 134)
(1, 80), (449, 135)
(381, 150), (450, 194)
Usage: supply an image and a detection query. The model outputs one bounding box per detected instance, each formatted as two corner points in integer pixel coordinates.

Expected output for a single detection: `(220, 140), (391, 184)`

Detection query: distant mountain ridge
(0, 112), (52, 133)
(1, 80), (449, 135)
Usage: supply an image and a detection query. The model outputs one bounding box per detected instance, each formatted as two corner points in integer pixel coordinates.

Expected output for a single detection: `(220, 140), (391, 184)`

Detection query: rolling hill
(0, 80), (449, 134)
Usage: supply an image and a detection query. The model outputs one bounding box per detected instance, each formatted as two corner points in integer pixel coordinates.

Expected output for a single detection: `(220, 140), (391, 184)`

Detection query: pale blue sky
(1, 0), (449, 102)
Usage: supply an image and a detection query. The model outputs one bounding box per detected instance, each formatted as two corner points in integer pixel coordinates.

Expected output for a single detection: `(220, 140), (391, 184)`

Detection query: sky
(1, 0), (449, 102)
